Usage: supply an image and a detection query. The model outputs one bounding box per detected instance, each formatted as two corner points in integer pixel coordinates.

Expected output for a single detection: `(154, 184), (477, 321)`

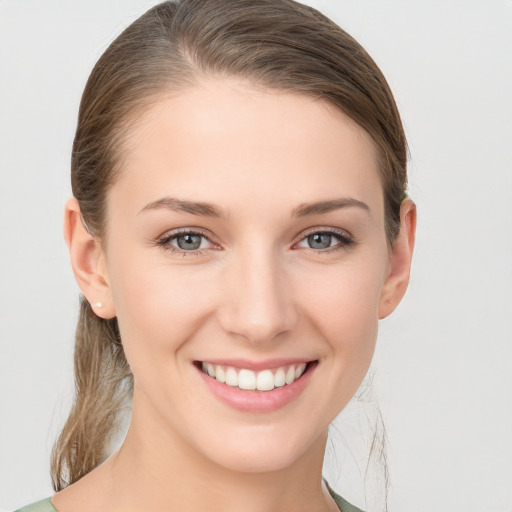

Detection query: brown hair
(51, 0), (407, 495)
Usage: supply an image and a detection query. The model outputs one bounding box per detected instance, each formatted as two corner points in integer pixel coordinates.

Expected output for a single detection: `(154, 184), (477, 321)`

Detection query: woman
(15, 0), (415, 511)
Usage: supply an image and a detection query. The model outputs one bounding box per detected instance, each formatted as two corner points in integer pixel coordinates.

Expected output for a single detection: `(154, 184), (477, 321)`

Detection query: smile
(199, 361), (309, 392)
(194, 359), (318, 412)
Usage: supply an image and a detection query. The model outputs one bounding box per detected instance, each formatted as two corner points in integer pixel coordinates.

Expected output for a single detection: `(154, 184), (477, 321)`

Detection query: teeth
(274, 368), (286, 387)
(295, 363), (306, 379)
(215, 365), (226, 383)
(239, 369), (256, 390)
(200, 362), (310, 391)
(225, 367), (238, 387)
(285, 366), (295, 385)
(256, 370), (274, 391)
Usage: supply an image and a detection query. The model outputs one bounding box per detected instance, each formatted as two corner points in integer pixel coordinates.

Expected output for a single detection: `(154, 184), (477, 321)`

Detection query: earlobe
(378, 198), (417, 319)
(64, 197), (116, 319)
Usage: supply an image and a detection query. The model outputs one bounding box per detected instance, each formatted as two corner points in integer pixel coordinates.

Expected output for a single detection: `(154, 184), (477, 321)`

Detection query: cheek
(300, 260), (384, 326)
(106, 249), (202, 358)
(295, 254), (386, 368)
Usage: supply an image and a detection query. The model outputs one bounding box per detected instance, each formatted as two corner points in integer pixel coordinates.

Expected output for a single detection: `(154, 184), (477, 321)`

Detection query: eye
(156, 229), (215, 256)
(296, 229), (354, 253)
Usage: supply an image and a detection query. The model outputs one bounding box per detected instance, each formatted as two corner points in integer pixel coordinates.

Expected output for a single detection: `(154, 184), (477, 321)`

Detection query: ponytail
(50, 297), (132, 490)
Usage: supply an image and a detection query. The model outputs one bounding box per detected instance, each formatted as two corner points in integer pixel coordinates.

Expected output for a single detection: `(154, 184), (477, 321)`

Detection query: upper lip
(195, 358), (316, 372)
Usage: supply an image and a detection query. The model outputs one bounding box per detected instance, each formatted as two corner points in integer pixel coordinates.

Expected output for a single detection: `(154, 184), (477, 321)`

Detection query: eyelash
(155, 227), (355, 257)
(156, 228), (214, 258)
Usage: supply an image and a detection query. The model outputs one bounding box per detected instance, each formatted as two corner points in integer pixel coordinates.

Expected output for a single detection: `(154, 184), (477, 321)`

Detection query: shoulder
(326, 482), (365, 512)
(12, 498), (58, 512)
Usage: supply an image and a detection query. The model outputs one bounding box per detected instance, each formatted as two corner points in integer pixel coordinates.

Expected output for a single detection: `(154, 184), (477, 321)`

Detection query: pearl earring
(94, 302), (103, 308)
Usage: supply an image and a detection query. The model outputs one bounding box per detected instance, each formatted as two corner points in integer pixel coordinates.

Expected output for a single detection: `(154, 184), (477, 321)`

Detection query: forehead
(112, 78), (383, 216)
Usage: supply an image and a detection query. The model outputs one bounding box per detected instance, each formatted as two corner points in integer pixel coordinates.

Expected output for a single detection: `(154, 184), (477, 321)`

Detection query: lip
(198, 358), (313, 372)
(195, 359), (318, 413)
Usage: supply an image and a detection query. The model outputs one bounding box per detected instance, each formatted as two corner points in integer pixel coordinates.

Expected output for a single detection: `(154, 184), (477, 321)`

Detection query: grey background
(1, 1), (511, 510)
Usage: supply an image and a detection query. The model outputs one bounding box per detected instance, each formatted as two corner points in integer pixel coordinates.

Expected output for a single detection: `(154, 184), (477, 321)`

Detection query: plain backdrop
(1, 1), (511, 511)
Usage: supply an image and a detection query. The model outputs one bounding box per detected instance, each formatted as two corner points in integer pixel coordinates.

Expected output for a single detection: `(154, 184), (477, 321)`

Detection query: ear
(378, 198), (417, 319)
(64, 197), (116, 319)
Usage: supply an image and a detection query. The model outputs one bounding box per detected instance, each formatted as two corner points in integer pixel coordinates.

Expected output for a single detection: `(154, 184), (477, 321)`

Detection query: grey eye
(175, 233), (204, 250)
(307, 233), (334, 250)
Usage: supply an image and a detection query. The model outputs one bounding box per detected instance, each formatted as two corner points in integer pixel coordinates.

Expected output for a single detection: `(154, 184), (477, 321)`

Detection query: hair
(51, 0), (408, 500)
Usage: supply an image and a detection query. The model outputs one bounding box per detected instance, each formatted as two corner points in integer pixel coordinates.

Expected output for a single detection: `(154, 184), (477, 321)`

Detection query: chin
(195, 424), (325, 474)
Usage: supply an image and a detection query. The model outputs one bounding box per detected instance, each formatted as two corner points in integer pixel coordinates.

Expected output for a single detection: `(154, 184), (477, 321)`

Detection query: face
(99, 78), (393, 472)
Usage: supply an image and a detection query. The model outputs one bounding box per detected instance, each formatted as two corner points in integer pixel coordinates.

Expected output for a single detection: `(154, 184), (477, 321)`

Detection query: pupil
(178, 234), (202, 250)
(308, 233), (331, 249)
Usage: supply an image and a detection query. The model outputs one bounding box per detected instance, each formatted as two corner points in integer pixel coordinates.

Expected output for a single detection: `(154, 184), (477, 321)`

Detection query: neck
(108, 394), (333, 512)
(53, 388), (339, 512)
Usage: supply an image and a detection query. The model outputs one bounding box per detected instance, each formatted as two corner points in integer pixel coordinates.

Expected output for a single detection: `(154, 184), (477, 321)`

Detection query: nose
(217, 244), (298, 345)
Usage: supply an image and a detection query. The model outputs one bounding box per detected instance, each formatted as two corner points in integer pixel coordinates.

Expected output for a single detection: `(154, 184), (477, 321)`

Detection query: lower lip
(196, 362), (317, 413)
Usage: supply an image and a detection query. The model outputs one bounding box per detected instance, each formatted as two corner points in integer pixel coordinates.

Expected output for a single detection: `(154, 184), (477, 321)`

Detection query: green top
(14, 485), (363, 512)
(13, 499), (56, 512)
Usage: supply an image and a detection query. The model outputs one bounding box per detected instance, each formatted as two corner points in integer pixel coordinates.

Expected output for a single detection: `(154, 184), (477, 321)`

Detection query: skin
(58, 78), (416, 512)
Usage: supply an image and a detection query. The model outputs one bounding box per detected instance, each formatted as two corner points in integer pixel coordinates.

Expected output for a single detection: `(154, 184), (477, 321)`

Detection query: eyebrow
(139, 197), (228, 219)
(291, 198), (370, 217)
(139, 196), (370, 218)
